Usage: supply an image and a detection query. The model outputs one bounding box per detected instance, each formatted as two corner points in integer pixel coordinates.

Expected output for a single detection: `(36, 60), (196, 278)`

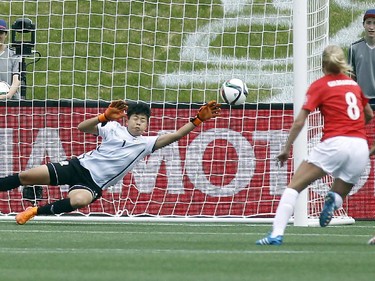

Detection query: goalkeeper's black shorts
(46, 157), (102, 202)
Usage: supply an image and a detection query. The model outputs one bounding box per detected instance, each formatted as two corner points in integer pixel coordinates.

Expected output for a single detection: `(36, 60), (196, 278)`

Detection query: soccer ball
(220, 78), (248, 106)
(0, 81), (10, 94)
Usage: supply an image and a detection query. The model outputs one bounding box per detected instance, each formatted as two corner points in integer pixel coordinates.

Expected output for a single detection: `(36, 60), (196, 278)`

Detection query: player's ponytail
(322, 45), (352, 75)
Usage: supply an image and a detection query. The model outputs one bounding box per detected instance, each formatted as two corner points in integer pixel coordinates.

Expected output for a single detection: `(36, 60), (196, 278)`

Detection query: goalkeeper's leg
(0, 174), (21, 191)
(40, 188), (94, 215)
(0, 165), (51, 191)
(16, 188), (94, 225)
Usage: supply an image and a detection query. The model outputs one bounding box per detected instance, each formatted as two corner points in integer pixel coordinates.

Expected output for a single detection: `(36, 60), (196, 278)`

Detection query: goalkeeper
(0, 100), (221, 224)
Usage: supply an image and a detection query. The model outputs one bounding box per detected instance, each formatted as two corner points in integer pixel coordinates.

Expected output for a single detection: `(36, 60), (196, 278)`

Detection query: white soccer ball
(0, 81), (10, 94)
(220, 78), (248, 106)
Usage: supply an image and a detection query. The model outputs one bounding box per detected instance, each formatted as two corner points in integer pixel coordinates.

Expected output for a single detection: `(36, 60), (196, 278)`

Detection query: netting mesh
(0, 103), (295, 218)
(0, 1), (374, 221)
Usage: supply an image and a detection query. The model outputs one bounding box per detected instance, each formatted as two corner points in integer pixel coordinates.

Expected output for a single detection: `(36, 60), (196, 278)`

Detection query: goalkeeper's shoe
(319, 191), (336, 227)
(256, 235), (283, 246)
(15, 206), (38, 225)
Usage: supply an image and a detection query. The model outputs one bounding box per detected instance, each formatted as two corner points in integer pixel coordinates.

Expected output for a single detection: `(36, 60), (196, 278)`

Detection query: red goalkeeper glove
(191, 100), (221, 126)
(98, 100), (128, 123)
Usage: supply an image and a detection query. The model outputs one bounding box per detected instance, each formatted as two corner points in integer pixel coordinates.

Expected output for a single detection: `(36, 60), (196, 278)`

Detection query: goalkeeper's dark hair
(127, 101), (151, 119)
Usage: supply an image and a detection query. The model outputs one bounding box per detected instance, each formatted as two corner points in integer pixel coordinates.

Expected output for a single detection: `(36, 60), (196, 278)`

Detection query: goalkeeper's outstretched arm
(77, 100), (128, 134)
(154, 100), (221, 150)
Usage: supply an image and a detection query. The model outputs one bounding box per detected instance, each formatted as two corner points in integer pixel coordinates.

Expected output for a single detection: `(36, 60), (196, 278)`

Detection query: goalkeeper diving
(0, 100), (221, 224)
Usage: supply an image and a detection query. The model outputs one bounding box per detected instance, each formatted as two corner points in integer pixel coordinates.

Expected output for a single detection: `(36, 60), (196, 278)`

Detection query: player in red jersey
(256, 45), (373, 245)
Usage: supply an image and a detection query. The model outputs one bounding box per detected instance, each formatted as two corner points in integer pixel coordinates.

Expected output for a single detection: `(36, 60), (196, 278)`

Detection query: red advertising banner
(0, 103), (374, 219)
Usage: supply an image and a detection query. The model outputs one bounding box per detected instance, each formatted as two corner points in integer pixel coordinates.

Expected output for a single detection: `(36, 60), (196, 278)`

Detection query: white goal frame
(0, 0), (356, 225)
(293, 0), (354, 226)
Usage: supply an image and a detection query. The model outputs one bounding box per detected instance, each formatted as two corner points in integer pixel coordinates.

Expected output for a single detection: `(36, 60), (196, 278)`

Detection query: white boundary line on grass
(0, 229), (372, 238)
(0, 247), (330, 255)
(2, 247), (375, 255)
(0, 216), (358, 227)
(0, 218), (374, 229)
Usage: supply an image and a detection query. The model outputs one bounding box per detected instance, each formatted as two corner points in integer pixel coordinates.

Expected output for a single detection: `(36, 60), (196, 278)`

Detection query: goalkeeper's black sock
(37, 198), (76, 215)
(0, 174), (21, 191)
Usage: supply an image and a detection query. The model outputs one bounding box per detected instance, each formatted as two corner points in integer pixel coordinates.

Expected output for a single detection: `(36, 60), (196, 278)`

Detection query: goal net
(0, 0), (373, 223)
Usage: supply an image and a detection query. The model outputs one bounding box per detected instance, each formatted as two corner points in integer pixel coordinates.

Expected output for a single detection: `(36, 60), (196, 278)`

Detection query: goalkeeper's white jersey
(78, 121), (158, 189)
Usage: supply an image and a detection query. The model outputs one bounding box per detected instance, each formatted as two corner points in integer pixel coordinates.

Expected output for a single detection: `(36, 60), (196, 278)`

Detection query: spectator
(0, 19), (21, 100)
(348, 9), (375, 103)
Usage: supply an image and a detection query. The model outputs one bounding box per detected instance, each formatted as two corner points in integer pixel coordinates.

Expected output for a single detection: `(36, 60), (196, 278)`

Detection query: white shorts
(307, 136), (369, 184)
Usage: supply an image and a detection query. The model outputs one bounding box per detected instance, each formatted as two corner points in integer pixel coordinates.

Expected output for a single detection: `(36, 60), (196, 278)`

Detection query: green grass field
(1, 220), (374, 281)
(1, 2), (374, 280)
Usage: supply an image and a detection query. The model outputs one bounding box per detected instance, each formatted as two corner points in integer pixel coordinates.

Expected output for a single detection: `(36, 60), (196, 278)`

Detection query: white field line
(0, 228), (372, 238)
(0, 247), (348, 255)
(0, 219), (374, 229)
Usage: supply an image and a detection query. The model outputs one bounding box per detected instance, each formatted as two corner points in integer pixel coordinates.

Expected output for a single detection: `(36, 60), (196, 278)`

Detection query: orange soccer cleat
(15, 206), (38, 225)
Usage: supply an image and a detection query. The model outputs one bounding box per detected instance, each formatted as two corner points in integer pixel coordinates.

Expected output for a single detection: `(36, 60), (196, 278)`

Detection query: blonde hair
(322, 45), (352, 74)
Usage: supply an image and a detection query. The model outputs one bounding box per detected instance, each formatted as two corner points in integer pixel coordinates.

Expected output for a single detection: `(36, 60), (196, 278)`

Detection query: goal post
(293, 0), (356, 226)
(292, 0), (309, 226)
(0, 0), (367, 223)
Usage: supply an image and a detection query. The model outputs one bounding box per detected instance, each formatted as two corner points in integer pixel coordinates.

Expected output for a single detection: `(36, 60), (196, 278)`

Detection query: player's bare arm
(362, 104), (373, 155)
(77, 100), (128, 135)
(154, 100), (221, 151)
(8, 74), (21, 97)
(154, 122), (196, 150)
(277, 109), (310, 166)
(364, 103), (374, 124)
(77, 117), (100, 135)
(370, 145), (375, 156)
